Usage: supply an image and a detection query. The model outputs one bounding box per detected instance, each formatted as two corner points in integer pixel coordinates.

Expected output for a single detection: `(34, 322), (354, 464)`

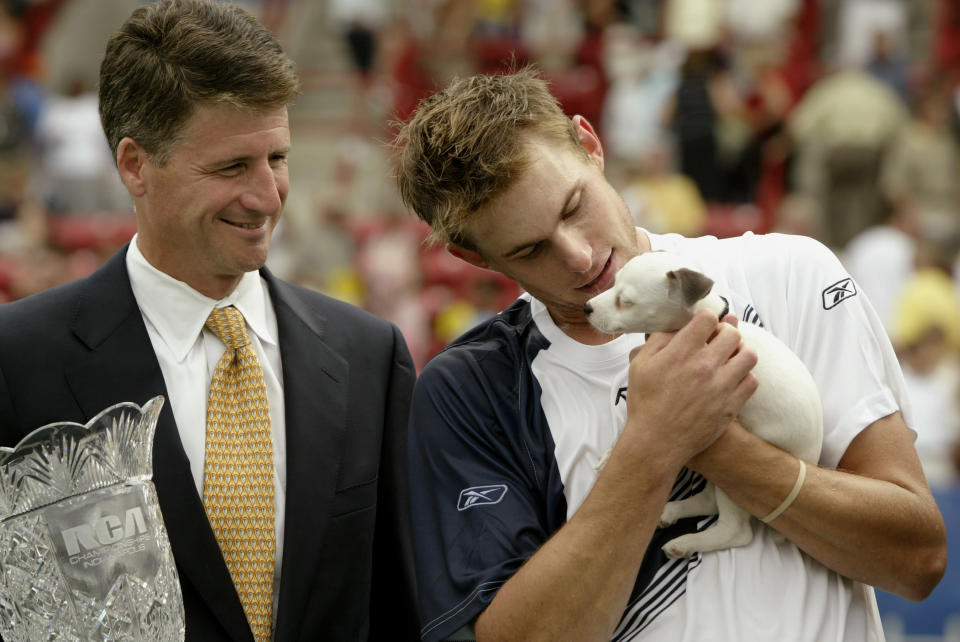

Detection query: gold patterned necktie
(203, 305), (275, 642)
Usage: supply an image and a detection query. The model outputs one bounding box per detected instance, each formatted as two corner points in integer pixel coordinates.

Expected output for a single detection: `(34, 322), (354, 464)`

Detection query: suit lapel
(265, 274), (349, 641)
(64, 249), (252, 641)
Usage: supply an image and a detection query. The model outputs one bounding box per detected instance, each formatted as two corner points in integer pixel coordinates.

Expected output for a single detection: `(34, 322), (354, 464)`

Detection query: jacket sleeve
(369, 323), (419, 640)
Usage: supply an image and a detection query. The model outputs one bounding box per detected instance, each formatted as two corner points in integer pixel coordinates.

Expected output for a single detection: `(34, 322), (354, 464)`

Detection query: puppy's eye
(615, 295), (633, 310)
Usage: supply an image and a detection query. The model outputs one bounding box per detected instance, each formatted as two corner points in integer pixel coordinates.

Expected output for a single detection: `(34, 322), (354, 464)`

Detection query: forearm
(476, 444), (680, 641)
(771, 460), (944, 599)
(693, 415), (946, 600)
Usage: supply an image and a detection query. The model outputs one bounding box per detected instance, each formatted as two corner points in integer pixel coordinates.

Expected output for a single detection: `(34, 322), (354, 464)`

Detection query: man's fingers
(730, 370), (760, 409)
(727, 335), (758, 367)
(647, 310), (721, 362)
(677, 309), (722, 344)
(705, 322), (745, 363)
(635, 331), (673, 361)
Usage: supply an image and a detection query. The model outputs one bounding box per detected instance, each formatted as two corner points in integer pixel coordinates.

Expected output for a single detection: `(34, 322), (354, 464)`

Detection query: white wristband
(761, 460), (806, 524)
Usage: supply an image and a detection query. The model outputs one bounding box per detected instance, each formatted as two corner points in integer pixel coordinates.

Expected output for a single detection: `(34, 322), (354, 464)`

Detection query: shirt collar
(126, 235), (277, 362)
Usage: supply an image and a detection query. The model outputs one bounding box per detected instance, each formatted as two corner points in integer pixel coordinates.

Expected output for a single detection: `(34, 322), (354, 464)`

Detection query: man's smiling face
(128, 102), (290, 298)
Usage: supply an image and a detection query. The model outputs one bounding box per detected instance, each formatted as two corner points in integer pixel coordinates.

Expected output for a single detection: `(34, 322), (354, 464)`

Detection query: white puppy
(584, 251), (823, 558)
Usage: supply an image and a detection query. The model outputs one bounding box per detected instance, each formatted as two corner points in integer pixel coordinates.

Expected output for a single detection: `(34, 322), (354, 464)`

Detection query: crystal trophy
(0, 396), (185, 641)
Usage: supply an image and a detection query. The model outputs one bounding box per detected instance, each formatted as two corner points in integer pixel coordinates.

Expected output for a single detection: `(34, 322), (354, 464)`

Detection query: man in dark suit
(0, 1), (418, 640)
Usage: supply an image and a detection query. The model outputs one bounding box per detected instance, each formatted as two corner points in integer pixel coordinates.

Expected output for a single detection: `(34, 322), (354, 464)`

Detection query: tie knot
(205, 306), (250, 350)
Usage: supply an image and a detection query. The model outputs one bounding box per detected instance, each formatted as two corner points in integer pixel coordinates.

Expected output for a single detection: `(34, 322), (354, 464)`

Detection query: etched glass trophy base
(0, 397), (184, 641)
(0, 482), (183, 641)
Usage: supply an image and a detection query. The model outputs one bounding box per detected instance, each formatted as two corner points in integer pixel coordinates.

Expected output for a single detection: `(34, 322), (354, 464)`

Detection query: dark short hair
(99, 0), (300, 164)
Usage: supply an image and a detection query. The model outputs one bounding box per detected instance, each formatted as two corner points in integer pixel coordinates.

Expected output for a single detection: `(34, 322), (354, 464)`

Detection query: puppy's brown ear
(667, 268), (714, 307)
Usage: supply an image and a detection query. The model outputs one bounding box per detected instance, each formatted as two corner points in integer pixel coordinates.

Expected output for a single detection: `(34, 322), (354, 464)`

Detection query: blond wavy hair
(394, 67), (584, 249)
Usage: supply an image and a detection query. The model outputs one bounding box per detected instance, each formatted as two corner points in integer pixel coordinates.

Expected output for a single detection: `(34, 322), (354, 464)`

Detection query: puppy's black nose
(583, 302), (593, 316)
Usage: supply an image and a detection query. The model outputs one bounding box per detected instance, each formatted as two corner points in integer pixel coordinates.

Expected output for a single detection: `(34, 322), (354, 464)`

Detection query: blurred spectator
(834, 0), (908, 69)
(894, 242), (960, 353)
(773, 191), (822, 238)
(724, 0), (799, 45)
(570, 0), (617, 127)
(865, 29), (911, 102)
(327, 0), (390, 133)
(0, 4), (34, 224)
(33, 77), (128, 213)
(600, 25), (681, 165)
(892, 263), (960, 488)
(0, 156), (27, 225)
(619, 0), (665, 35)
(273, 200), (357, 297)
(664, 48), (743, 202)
(843, 200), (921, 336)
(663, 0), (723, 51)
(0, 76), (28, 162)
(520, 0), (583, 71)
(787, 67), (908, 249)
(424, 0), (478, 85)
(471, 1), (526, 79)
(433, 277), (502, 346)
(1, 1), (48, 139)
(473, 0), (519, 39)
(880, 77), (960, 249)
(730, 0), (821, 228)
(380, 15), (436, 123)
(724, 46), (794, 210)
(619, 134), (707, 236)
(355, 209), (432, 370)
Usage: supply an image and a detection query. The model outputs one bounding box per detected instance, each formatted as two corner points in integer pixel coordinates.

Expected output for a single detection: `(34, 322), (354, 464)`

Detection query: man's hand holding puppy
(623, 310), (758, 469)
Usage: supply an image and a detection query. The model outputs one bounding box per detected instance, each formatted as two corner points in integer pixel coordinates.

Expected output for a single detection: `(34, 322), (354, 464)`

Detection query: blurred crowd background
(1, 0), (960, 636)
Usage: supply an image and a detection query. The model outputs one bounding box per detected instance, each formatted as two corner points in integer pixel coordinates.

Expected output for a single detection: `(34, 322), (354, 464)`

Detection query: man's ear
(446, 243), (489, 269)
(572, 115), (604, 171)
(116, 137), (149, 198)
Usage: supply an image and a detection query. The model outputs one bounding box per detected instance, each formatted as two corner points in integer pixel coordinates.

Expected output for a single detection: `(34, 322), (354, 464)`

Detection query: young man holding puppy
(395, 68), (946, 641)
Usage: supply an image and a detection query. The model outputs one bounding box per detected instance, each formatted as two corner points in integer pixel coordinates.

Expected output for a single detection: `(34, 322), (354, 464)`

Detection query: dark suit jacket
(0, 246), (419, 641)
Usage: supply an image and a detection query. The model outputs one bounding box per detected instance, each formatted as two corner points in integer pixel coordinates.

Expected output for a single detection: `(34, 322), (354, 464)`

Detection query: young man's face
(121, 102), (291, 298)
(453, 117), (644, 330)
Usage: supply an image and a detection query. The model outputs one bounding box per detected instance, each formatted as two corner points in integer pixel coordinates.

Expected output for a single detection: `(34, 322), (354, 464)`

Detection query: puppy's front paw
(659, 502), (682, 528)
(662, 536), (696, 559)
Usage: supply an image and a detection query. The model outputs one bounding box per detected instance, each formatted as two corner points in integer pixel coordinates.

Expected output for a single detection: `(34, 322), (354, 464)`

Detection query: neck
(134, 236), (243, 300)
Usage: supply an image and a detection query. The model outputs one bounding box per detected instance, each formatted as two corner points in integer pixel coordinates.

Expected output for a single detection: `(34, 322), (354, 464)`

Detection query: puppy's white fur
(585, 251), (823, 558)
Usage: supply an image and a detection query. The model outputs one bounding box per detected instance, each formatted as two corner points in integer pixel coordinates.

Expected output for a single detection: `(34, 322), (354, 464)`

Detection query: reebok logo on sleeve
(458, 485), (508, 511)
(822, 278), (857, 310)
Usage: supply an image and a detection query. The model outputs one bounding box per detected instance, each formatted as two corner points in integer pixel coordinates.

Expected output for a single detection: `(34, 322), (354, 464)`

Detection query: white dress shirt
(125, 236), (286, 615)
